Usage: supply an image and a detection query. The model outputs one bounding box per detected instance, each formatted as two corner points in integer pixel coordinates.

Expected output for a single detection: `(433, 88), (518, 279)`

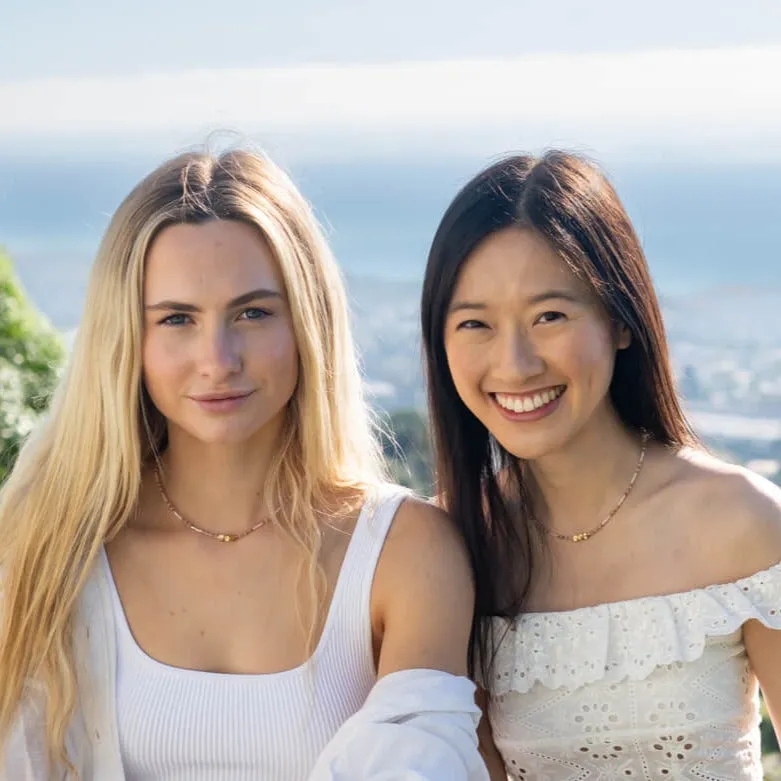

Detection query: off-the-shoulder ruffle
(491, 561), (781, 695)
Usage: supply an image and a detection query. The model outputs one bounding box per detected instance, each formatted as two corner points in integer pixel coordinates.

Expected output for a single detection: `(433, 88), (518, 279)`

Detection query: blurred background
(1, 0), (780, 763)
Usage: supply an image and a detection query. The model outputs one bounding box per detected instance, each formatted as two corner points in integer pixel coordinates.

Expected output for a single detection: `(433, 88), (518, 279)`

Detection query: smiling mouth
(493, 385), (566, 413)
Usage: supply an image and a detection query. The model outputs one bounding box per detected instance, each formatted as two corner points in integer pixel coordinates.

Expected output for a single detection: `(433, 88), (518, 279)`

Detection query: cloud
(2, 47), (780, 160)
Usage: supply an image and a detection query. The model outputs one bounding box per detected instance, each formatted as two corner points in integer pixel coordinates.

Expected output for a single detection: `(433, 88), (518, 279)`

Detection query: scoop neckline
(99, 494), (375, 680)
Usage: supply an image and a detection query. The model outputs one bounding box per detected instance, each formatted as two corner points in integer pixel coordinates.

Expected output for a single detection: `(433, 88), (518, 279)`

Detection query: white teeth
(495, 386), (564, 413)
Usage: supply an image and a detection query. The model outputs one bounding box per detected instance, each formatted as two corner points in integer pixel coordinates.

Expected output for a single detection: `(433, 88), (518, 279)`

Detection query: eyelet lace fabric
(488, 563), (781, 781)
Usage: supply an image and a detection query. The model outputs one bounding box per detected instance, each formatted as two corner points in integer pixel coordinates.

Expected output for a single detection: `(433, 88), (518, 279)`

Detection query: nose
(492, 327), (545, 383)
(196, 322), (242, 381)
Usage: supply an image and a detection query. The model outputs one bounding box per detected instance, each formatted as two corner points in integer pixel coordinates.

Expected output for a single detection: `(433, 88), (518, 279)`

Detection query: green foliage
(379, 408), (433, 496)
(762, 716), (779, 756)
(762, 698), (779, 756)
(0, 250), (65, 482)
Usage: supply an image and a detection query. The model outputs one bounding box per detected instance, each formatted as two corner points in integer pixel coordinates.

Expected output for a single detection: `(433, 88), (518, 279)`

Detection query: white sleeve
(0, 699), (61, 781)
(307, 669), (490, 781)
(308, 711), (489, 780)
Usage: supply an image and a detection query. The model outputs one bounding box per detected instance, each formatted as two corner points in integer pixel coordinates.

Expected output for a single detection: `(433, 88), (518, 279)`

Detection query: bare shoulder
(664, 446), (781, 577)
(378, 492), (474, 593)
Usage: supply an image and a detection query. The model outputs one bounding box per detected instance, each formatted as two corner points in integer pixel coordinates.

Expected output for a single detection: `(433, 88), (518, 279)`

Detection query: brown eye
(456, 319), (487, 330)
(535, 311), (565, 325)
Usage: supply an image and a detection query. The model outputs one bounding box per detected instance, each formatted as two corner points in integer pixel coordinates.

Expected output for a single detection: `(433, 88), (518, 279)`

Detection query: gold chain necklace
(548, 432), (650, 543)
(154, 467), (269, 543)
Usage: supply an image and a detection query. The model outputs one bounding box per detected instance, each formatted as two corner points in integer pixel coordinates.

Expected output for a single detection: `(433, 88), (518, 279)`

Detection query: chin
(187, 429), (259, 447)
(166, 402), (289, 448)
(491, 424), (575, 463)
(496, 440), (555, 462)
(171, 417), (268, 447)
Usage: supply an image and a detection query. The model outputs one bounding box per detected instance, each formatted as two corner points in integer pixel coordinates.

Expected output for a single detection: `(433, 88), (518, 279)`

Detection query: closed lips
(192, 391), (253, 401)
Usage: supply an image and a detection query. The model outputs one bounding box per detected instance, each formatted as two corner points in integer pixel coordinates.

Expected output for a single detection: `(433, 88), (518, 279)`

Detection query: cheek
(444, 339), (484, 398)
(249, 326), (299, 381)
(142, 334), (188, 396)
(557, 324), (616, 384)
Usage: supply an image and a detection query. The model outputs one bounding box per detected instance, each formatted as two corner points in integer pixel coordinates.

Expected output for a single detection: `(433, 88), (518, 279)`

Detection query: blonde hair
(0, 149), (384, 773)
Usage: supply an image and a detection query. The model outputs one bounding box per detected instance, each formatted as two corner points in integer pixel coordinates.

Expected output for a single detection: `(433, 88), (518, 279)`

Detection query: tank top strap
(322, 483), (411, 664)
(351, 483), (411, 568)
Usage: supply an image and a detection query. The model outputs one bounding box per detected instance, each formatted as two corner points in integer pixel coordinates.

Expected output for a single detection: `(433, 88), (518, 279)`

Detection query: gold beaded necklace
(154, 467), (269, 543)
(547, 432), (650, 543)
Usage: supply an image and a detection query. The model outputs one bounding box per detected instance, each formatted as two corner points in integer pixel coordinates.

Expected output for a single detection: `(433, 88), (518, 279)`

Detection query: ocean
(2, 152), (781, 331)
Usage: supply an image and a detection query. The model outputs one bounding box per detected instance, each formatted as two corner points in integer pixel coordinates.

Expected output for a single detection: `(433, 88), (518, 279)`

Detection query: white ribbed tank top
(101, 484), (408, 781)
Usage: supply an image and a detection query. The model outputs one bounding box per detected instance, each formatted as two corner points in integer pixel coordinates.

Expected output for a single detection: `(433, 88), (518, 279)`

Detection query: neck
(527, 405), (645, 538)
(155, 426), (283, 536)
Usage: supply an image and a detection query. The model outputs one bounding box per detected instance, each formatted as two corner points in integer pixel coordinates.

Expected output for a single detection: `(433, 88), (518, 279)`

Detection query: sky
(3, 0), (781, 78)
(1, 0), (781, 162)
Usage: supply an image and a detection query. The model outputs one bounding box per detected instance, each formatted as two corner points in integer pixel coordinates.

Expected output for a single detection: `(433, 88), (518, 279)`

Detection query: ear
(615, 322), (632, 350)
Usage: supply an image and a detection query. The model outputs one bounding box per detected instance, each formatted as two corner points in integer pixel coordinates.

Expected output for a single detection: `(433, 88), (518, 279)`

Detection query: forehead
(144, 219), (283, 300)
(452, 227), (587, 302)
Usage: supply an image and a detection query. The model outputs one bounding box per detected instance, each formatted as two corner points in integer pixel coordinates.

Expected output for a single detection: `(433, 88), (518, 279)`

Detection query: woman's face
(443, 227), (629, 461)
(142, 219), (299, 448)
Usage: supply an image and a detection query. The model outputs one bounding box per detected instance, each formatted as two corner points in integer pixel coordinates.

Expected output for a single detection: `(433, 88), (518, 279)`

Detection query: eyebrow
(448, 289), (582, 314)
(145, 288), (283, 312)
(526, 289), (583, 306)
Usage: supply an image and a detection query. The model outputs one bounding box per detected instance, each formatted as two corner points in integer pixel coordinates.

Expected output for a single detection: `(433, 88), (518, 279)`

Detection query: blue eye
(241, 307), (272, 320)
(159, 313), (191, 326)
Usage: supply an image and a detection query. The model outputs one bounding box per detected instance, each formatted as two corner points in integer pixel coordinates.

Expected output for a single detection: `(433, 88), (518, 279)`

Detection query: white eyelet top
(487, 562), (781, 781)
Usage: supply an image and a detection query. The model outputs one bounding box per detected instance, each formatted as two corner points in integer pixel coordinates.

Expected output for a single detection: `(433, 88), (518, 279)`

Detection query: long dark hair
(421, 150), (696, 688)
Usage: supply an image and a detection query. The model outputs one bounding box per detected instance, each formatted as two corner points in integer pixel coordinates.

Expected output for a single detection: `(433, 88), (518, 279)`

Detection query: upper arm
(745, 620), (781, 734)
(371, 496), (475, 679)
(475, 687), (508, 781)
(717, 469), (781, 733)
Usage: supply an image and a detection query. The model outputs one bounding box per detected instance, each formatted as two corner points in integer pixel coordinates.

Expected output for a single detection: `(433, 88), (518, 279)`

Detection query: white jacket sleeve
(308, 669), (490, 781)
(1, 684), (94, 781)
(0, 696), (60, 781)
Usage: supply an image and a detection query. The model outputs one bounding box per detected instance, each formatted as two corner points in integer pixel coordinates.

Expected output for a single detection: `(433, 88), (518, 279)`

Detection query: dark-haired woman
(421, 151), (781, 780)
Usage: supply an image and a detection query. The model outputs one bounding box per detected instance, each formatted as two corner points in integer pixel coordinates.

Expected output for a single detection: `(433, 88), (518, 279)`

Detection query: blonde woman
(0, 150), (487, 780)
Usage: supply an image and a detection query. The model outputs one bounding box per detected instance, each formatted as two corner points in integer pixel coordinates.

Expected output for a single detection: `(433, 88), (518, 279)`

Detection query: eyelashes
(156, 308), (273, 327)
